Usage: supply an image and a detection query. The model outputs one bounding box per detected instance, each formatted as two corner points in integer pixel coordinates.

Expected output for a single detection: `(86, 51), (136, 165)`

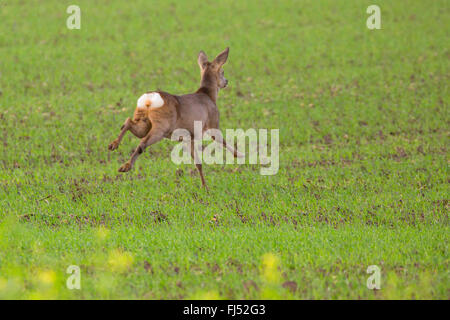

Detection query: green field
(0, 0), (448, 299)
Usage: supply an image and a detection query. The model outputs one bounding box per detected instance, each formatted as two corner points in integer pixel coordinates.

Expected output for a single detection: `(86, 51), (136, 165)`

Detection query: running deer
(108, 48), (242, 189)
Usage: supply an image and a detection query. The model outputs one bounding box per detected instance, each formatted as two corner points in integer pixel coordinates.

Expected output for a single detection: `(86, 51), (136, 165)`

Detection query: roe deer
(108, 48), (242, 189)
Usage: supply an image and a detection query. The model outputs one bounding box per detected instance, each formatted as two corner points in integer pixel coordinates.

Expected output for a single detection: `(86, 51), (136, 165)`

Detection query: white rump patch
(137, 92), (164, 109)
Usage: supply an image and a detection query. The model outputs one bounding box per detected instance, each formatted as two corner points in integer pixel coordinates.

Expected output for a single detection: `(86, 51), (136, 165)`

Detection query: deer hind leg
(118, 126), (165, 172)
(108, 117), (151, 151)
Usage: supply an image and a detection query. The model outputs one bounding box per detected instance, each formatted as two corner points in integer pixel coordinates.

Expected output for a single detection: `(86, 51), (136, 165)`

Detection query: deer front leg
(118, 128), (165, 172)
(108, 117), (151, 151)
(189, 139), (208, 189)
(209, 131), (244, 158)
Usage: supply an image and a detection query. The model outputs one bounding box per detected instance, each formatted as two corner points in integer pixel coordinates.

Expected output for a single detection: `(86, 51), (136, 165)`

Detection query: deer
(108, 48), (242, 189)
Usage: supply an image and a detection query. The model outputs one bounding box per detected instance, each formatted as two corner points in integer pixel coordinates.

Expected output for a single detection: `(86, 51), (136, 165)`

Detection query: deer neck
(197, 73), (218, 103)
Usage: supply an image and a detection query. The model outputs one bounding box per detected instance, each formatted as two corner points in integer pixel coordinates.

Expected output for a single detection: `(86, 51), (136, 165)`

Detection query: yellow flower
(38, 270), (56, 285)
(261, 253), (281, 284)
(108, 250), (134, 273)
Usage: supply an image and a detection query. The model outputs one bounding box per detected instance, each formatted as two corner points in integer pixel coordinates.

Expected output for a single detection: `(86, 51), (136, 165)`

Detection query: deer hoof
(118, 162), (132, 172)
(108, 140), (119, 151)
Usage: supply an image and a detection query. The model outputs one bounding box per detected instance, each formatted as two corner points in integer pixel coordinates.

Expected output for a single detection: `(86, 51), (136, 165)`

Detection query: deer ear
(197, 51), (208, 70)
(212, 47), (229, 68)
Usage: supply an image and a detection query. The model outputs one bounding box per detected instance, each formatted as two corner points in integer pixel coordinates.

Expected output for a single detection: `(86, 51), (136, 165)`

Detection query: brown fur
(108, 48), (241, 189)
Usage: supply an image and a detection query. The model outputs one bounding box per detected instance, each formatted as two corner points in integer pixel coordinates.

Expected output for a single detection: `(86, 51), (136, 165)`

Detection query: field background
(0, 0), (448, 299)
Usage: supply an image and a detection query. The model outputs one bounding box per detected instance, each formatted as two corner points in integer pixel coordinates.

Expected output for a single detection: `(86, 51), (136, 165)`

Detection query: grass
(0, 0), (448, 299)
